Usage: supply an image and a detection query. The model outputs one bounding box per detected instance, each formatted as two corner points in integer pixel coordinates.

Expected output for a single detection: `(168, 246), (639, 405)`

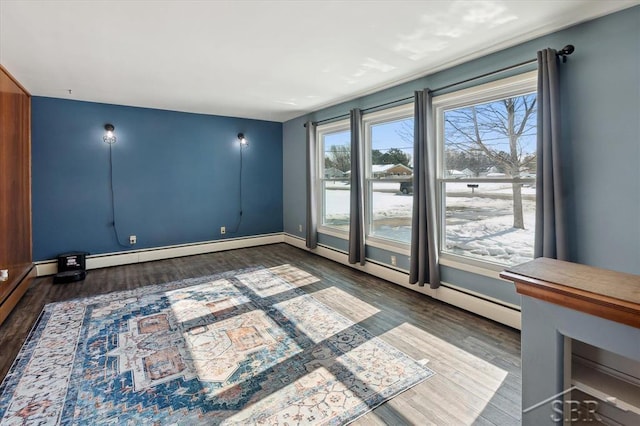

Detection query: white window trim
(433, 70), (538, 270)
(433, 70), (537, 113)
(363, 103), (414, 248)
(316, 118), (351, 238)
(366, 238), (411, 256)
(440, 253), (509, 278)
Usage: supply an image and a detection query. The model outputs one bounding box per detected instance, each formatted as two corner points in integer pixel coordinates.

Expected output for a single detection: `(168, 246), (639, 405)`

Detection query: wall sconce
(103, 123), (116, 144)
(237, 133), (248, 147)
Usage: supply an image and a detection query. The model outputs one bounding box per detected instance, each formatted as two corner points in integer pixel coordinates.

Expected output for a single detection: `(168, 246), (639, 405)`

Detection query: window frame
(363, 102), (414, 252)
(316, 118), (351, 239)
(433, 70), (538, 270)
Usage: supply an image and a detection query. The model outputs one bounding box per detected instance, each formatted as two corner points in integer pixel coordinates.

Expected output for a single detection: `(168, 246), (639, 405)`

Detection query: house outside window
(433, 71), (538, 268)
(317, 119), (351, 235)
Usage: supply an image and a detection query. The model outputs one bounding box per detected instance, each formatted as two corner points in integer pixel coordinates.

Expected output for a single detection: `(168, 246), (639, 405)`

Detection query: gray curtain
(410, 90), (440, 288)
(348, 109), (365, 265)
(535, 49), (568, 260)
(305, 121), (318, 249)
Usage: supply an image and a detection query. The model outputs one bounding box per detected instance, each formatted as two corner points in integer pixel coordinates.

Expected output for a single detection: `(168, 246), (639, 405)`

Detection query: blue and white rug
(0, 265), (434, 425)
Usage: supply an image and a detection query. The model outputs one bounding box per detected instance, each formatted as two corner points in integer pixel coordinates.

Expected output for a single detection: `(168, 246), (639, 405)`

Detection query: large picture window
(364, 104), (414, 247)
(434, 71), (537, 267)
(317, 120), (351, 234)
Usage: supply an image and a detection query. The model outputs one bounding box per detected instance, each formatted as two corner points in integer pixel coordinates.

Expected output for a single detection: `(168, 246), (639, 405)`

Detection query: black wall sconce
(103, 124), (116, 144)
(237, 133), (248, 147)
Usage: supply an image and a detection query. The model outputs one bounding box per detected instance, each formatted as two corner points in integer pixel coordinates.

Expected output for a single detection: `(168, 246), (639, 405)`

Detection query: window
(434, 71), (537, 267)
(317, 120), (351, 234)
(364, 104), (414, 247)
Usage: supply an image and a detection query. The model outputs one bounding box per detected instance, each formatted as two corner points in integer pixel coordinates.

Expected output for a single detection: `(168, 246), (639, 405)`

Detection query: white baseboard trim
(283, 233), (521, 330)
(35, 233), (285, 276)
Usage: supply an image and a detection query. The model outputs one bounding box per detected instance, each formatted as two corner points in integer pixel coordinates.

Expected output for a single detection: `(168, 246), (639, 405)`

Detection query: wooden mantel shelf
(500, 258), (640, 328)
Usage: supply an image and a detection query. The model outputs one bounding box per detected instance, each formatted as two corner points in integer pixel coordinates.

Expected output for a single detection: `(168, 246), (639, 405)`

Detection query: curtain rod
(303, 96), (413, 128)
(305, 45), (574, 128)
(431, 44), (574, 94)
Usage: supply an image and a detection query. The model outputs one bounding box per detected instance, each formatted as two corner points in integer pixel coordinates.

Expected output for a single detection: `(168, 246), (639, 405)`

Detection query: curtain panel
(410, 90), (440, 288)
(305, 121), (318, 249)
(348, 109), (366, 265)
(535, 49), (568, 260)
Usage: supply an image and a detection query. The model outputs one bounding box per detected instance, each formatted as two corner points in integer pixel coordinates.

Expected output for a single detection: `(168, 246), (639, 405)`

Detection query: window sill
(317, 226), (349, 240)
(439, 254), (513, 282)
(365, 237), (411, 256)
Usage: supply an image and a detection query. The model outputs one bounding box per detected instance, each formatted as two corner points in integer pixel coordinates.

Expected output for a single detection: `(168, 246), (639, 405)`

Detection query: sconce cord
(227, 145), (244, 234)
(109, 142), (131, 248)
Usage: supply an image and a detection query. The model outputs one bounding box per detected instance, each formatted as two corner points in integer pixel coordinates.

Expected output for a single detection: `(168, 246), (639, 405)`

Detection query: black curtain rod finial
(560, 45), (575, 56)
(558, 44), (575, 63)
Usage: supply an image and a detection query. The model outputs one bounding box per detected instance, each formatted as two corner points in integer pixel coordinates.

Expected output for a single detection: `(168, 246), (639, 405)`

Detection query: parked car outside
(400, 181), (413, 194)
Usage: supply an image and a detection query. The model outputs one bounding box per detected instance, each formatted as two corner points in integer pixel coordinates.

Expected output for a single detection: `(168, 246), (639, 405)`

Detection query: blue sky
(323, 118), (414, 156)
(322, 94), (537, 167)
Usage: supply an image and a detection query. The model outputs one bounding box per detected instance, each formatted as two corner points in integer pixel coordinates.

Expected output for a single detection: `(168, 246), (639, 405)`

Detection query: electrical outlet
(390, 255), (397, 266)
(299, 224), (303, 232)
(220, 226), (226, 235)
(129, 235), (137, 245)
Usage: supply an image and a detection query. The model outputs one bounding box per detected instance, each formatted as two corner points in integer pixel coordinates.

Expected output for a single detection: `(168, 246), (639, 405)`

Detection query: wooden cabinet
(0, 65), (33, 326)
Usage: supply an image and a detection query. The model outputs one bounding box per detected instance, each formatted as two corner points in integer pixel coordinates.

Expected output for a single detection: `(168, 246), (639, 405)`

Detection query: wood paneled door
(0, 64), (33, 325)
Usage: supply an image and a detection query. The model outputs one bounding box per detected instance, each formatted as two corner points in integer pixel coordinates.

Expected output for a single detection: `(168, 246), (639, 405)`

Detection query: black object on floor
(53, 251), (88, 284)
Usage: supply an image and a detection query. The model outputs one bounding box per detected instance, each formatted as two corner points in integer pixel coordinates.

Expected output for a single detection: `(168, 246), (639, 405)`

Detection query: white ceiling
(1, 1), (637, 122)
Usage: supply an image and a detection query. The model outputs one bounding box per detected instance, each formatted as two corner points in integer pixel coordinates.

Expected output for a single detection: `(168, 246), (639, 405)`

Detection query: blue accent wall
(32, 98), (282, 261)
(283, 6), (640, 305)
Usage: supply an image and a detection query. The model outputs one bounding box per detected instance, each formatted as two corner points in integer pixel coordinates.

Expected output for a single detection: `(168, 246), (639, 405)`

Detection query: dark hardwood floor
(0, 243), (521, 425)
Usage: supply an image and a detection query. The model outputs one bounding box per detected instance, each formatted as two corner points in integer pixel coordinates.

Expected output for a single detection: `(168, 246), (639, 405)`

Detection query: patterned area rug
(0, 265), (434, 425)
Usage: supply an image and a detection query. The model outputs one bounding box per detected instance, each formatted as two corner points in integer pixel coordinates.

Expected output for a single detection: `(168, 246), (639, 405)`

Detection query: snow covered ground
(323, 181), (535, 266)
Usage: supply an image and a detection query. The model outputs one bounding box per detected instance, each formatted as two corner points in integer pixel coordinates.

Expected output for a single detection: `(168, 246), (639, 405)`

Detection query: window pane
(370, 181), (412, 244)
(322, 180), (350, 230)
(321, 129), (350, 230)
(443, 94), (537, 179)
(368, 116), (414, 244)
(443, 181), (536, 265)
(370, 118), (413, 177)
(439, 86), (537, 266)
(323, 130), (350, 178)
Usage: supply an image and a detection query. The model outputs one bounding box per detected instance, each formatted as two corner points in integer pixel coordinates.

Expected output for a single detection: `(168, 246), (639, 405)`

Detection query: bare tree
(394, 117), (414, 138)
(445, 95), (537, 229)
(325, 145), (351, 173)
